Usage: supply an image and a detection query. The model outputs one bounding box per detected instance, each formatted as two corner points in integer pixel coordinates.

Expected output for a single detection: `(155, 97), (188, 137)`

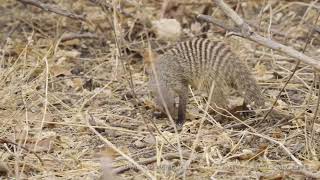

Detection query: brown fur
(146, 38), (265, 127)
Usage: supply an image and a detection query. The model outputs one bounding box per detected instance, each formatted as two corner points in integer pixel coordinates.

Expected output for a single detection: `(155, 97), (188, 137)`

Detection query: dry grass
(1, 0), (320, 179)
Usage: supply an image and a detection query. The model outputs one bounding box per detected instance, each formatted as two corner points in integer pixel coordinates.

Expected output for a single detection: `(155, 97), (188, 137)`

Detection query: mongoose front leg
(177, 93), (187, 129)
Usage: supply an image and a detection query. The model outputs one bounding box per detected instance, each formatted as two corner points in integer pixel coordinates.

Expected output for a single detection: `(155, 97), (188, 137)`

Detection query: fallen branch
(113, 151), (192, 174)
(242, 131), (303, 166)
(89, 0), (133, 17)
(0, 138), (44, 166)
(17, 0), (86, 21)
(60, 32), (99, 42)
(197, 0), (320, 71)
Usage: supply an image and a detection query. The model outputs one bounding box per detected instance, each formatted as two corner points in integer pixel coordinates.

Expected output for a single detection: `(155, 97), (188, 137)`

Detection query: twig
(148, 43), (184, 164)
(113, 151), (191, 174)
(86, 113), (156, 180)
(89, 0), (133, 17)
(182, 79), (218, 178)
(288, 168), (320, 179)
(60, 32), (99, 42)
(259, 10), (319, 135)
(100, 0), (180, 157)
(197, 0), (320, 71)
(17, 0), (86, 21)
(197, 14), (239, 32)
(240, 131), (303, 166)
(0, 138), (44, 166)
(257, 61), (300, 126)
(0, 22), (20, 49)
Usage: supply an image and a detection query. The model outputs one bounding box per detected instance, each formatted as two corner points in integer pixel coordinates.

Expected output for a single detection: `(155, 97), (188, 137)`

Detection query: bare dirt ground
(1, 0), (320, 179)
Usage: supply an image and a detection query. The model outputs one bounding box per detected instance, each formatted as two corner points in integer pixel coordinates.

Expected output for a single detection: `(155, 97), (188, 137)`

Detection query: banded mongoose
(145, 38), (265, 127)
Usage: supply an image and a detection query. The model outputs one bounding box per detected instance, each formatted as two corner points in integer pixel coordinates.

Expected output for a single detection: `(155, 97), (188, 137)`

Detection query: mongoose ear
(143, 48), (158, 66)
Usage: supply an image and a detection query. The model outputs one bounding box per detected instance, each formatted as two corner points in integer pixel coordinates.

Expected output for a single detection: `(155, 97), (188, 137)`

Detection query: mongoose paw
(153, 111), (167, 119)
(163, 125), (182, 133)
(176, 122), (183, 132)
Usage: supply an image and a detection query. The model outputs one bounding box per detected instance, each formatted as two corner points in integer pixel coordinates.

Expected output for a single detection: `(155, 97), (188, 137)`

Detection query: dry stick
(88, 0), (133, 18)
(0, 22), (20, 49)
(100, 0), (179, 157)
(257, 61), (300, 126)
(99, 0), (135, 103)
(266, 12), (320, 155)
(200, 0), (319, 124)
(222, 131), (246, 162)
(137, 105), (179, 151)
(261, 0), (316, 150)
(198, 2), (320, 71)
(148, 46), (184, 164)
(86, 114), (156, 180)
(142, 39), (183, 151)
(189, 87), (223, 129)
(299, 0), (319, 26)
(103, 0), (178, 151)
(0, 138), (44, 166)
(16, 0), (86, 21)
(91, 0), (178, 153)
(182, 81), (217, 178)
(34, 46), (52, 153)
(60, 32), (99, 42)
(234, 130), (303, 166)
(113, 151), (192, 174)
(198, 0), (309, 166)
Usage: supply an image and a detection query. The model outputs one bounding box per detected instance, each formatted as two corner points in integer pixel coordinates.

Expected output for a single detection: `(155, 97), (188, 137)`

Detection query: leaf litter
(0, 0), (320, 179)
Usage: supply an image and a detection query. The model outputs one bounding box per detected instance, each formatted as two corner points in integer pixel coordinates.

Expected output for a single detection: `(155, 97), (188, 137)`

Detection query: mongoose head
(143, 49), (178, 119)
(150, 82), (178, 119)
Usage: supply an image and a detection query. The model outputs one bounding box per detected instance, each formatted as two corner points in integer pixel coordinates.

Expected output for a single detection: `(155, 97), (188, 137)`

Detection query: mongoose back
(146, 38), (265, 127)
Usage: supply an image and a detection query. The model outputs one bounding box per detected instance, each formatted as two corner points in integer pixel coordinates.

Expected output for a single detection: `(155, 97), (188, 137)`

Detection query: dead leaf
(62, 39), (80, 46)
(271, 128), (284, 139)
(50, 65), (71, 77)
(65, 78), (83, 90)
(304, 160), (320, 170)
(133, 139), (146, 149)
(143, 134), (156, 145)
(237, 149), (255, 160)
(55, 49), (81, 59)
(143, 49), (158, 66)
(256, 73), (274, 81)
(25, 132), (56, 153)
